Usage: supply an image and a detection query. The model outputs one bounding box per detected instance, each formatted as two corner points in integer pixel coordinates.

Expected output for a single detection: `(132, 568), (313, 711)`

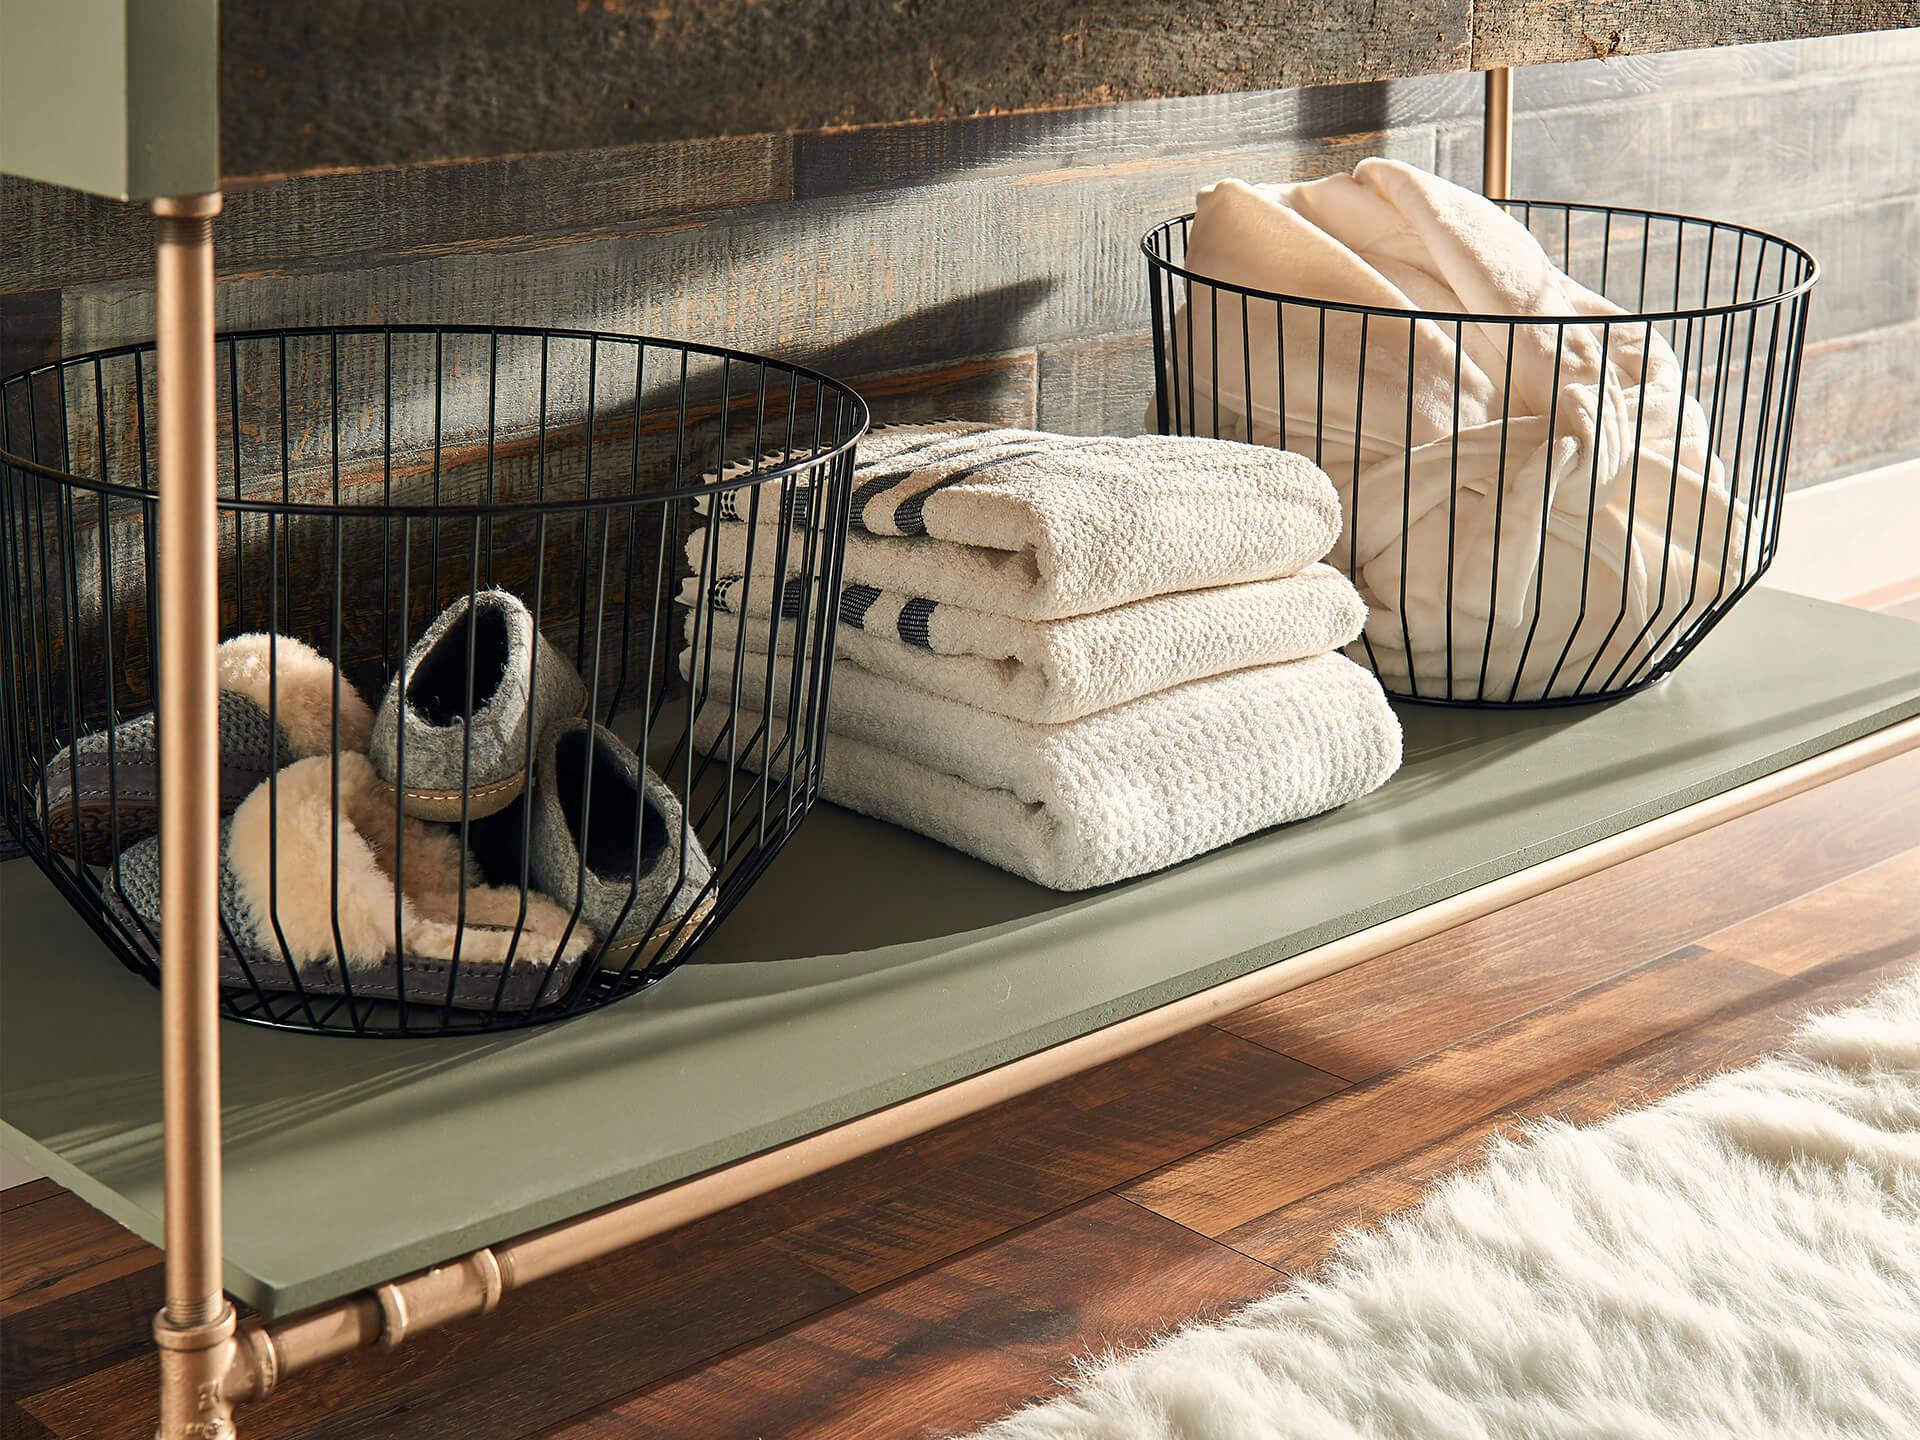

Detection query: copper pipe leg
(151, 190), (232, 1440)
(1483, 68), (1513, 200)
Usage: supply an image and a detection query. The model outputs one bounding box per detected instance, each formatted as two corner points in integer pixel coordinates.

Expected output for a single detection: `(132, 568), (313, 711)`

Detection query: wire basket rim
(1142, 197), (1820, 328)
(0, 322), (872, 513)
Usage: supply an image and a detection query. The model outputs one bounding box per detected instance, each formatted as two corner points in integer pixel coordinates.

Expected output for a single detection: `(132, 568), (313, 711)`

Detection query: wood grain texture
(4, 1025), (1335, 1439)
(214, 1), (1474, 177)
(1697, 847), (1920, 976)
(1220, 938), (1915, 1273)
(1473, 2), (1920, 72)
(1217, 749), (1920, 1080)
(20, 1221), (851, 1440)
(204, 2), (1918, 177)
(1788, 320), (1920, 482)
(1122, 947), (1789, 1237)
(1438, 68), (1920, 220)
(2, 136), (794, 294)
(536, 1196), (1277, 1440)
(0, 1191), (152, 1310)
(742, 1026), (1340, 1295)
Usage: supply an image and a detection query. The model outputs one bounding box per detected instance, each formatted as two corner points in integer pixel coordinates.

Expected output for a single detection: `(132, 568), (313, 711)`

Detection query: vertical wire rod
(151, 191), (240, 1440)
(1483, 68), (1513, 200)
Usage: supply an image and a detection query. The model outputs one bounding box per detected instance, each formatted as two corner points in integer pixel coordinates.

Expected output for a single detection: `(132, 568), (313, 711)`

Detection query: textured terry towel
(1174, 160), (1745, 700)
(680, 562), (1366, 724)
(691, 653), (1402, 890)
(697, 423), (1342, 621)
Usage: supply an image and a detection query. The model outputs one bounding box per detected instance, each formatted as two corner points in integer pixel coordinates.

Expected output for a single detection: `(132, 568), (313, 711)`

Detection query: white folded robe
(690, 652), (1403, 891)
(679, 562), (1366, 724)
(1174, 160), (1750, 700)
(698, 422), (1342, 620)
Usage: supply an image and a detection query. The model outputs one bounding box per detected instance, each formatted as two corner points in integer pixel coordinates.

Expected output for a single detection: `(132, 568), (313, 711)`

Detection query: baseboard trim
(1763, 460), (1920, 602)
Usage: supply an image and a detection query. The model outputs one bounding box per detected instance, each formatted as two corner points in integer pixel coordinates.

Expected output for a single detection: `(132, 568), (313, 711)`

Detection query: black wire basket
(1145, 200), (1819, 705)
(0, 325), (867, 1035)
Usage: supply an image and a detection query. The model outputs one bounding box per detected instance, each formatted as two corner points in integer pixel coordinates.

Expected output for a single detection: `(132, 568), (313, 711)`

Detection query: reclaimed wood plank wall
(6, 32), (1916, 486)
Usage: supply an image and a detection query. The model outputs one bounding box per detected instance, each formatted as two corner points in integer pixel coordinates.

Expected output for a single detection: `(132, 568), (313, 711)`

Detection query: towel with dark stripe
(697, 421), (1343, 621)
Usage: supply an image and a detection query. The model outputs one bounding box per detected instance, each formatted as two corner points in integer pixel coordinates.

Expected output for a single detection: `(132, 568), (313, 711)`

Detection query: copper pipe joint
(154, 1304), (240, 1439)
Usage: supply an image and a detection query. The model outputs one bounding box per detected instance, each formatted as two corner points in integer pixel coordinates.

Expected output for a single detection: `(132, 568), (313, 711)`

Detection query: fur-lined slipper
(370, 590), (589, 824)
(41, 634), (372, 865)
(529, 718), (715, 973)
(109, 751), (596, 1011)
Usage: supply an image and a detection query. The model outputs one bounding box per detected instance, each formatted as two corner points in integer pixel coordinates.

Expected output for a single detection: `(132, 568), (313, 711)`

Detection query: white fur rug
(967, 971), (1920, 1439)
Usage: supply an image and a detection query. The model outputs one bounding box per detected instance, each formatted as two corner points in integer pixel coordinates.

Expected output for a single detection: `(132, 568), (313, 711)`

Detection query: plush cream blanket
(1175, 160), (1749, 700)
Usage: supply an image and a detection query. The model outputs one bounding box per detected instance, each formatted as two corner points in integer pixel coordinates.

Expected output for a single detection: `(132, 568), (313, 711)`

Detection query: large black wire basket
(0, 325), (867, 1035)
(1145, 200), (1819, 705)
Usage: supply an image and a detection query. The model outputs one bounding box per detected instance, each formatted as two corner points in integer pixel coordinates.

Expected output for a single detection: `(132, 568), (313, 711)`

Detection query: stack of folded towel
(682, 423), (1403, 890)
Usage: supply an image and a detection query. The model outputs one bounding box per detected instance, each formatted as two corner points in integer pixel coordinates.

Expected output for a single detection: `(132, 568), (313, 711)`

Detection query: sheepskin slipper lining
(112, 751), (597, 1012)
(40, 633), (372, 864)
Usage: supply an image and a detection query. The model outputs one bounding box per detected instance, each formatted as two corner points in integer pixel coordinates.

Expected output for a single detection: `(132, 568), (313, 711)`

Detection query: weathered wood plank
(1472, 2), (1920, 72)
(0, 290), (61, 375)
(2, 135), (793, 295)
(1789, 319), (1920, 483)
(214, 1), (1473, 178)
(1436, 67), (1920, 219)
(1035, 330), (1156, 437)
(206, 1), (1912, 177)
(59, 129), (1439, 378)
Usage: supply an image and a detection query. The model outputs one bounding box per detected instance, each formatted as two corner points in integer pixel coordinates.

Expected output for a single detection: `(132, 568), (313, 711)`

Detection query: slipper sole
(598, 889), (718, 976)
(377, 767), (529, 822)
(41, 757), (266, 865)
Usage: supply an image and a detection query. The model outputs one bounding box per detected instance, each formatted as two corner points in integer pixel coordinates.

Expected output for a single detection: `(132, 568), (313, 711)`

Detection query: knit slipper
(40, 634), (373, 865)
(109, 751), (596, 1012)
(370, 590), (588, 823)
(529, 719), (715, 973)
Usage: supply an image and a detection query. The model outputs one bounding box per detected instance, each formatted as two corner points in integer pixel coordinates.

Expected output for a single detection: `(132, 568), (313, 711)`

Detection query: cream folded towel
(690, 652), (1402, 890)
(681, 561), (1365, 724)
(1174, 159), (1747, 700)
(696, 422), (1342, 621)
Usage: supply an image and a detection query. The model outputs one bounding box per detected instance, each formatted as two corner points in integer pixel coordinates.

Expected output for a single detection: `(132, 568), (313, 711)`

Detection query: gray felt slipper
(530, 719), (714, 972)
(41, 633), (372, 865)
(107, 751), (594, 1012)
(371, 589), (588, 823)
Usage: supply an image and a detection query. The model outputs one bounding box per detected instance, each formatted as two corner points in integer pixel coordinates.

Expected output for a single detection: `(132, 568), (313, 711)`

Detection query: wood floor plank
(0, 1192), (155, 1311)
(1, 1180), (62, 1214)
(1122, 947), (1784, 1238)
(11, 1026), (1332, 1440)
(1222, 943), (1911, 1273)
(1216, 749), (1920, 1080)
(538, 1196), (1276, 1440)
(20, 1225), (852, 1440)
(0, 1400), (56, 1439)
(0, 1252), (163, 1402)
(755, 1026), (1340, 1292)
(1697, 848), (1920, 976)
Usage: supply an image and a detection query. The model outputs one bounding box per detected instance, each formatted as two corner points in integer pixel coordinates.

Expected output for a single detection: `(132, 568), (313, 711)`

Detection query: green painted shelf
(4, 588), (1918, 1316)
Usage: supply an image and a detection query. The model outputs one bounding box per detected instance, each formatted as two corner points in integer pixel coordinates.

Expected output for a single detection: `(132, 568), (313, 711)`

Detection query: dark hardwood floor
(5, 599), (1918, 1438)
